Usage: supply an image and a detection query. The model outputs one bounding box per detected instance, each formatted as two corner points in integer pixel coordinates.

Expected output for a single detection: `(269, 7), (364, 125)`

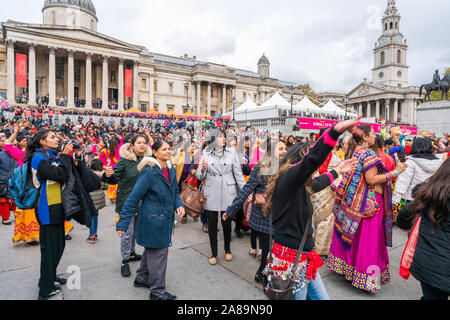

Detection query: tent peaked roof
(321, 100), (345, 115)
(236, 98), (258, 113)
(260, 92), (290, 109)
(126, 107), (140, 113)
(294, 96), (321, 113)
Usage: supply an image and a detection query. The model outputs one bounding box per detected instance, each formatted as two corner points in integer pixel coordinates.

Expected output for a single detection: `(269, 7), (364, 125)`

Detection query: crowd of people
(0, 102), (448, 301)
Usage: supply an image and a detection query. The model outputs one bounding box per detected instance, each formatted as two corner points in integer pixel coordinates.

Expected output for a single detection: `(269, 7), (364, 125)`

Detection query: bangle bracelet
(394, 170), (400, 176)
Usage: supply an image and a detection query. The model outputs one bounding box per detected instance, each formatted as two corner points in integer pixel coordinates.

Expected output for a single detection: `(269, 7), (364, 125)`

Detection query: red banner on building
(125, 69), (133, 98)
(16, 53), (27, 88)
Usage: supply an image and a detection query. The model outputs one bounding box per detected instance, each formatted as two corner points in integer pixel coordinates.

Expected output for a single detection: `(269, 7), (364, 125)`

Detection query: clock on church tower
(372, 0), (409, 88)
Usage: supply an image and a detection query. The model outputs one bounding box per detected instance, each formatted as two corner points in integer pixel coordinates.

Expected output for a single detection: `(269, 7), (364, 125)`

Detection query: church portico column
(6, 40), (16, 105)
(67, 49), (75, 108)
(101, 55), (109, 110)
(385, 99), (390, 122)
(359, 103), (363, 115)
(118, 58), (124, 111)
(48, 46), (57, 108)
(375, 100), (380, 120)
(28, 43), (37, 106)
(393, 99), (398, 122)
(85, 53), (92, 109)
(367, 101), (372, 118)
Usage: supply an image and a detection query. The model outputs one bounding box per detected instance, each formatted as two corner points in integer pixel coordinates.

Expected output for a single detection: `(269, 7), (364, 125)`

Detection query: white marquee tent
(234, 92), (291, 120)
(231, 98), (259, 121)
(320, 100), (346, 116)
(293, 96), (323, 114)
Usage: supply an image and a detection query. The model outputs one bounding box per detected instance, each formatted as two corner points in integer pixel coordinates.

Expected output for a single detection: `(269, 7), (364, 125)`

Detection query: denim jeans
(200, 211), (208, 225)
(293, 259), (329, 300)
(89, 216), (98, 237)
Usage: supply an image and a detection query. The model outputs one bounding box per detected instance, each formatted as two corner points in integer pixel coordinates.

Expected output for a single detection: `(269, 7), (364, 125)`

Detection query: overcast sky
(2, 0), (449, 93)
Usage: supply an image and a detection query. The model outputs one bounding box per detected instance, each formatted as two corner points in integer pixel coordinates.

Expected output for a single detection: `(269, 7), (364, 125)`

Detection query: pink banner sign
(297, 118), (417, 135)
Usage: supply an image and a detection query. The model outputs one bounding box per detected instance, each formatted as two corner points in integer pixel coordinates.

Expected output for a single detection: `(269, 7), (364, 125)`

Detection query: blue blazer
(117, 158), (184, 249)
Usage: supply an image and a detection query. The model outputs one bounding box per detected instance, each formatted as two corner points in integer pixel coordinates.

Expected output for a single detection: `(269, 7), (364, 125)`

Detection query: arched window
(397, 50), (401, 63)
(380, 51), (385, 65)
(390, 22), (393, 29)
(395, 22), (398, 29)
(384, 23), (387, 31)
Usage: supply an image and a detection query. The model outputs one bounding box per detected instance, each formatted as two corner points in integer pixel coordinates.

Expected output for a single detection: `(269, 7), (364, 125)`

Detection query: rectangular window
(142, 78), (147, 89)
(169, 83), (174, 94)
(167, 104), (175, 111)
(110, 71), (116, 83)
(154, 81), (158, 92)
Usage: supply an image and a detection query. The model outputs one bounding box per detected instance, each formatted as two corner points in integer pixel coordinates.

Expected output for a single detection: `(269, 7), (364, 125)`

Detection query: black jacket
(62, 160), (101, 228)
(398, 199), (450, 294)
(271, 127), (340, 252)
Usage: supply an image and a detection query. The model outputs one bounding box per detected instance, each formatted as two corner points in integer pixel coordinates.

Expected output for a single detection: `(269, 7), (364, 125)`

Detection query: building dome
(258, 54), (270, 65)
(43, 0), (97, 18)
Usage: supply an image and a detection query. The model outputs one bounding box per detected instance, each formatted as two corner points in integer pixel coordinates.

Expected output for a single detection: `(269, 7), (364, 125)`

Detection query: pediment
(6, 23), (141, 52)
(348, 82), (387, 99)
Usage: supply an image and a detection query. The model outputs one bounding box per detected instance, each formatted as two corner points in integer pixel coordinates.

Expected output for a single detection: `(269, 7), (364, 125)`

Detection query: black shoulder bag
(265, 217), (311, 300)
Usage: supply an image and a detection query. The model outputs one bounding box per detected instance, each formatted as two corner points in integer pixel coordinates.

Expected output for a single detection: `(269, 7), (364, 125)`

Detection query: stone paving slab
(0, 204), (422, 300)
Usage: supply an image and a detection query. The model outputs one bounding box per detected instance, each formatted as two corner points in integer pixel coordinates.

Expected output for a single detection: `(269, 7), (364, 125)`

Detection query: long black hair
(25, 130), (51, 164)
(264, 142), (313, 217)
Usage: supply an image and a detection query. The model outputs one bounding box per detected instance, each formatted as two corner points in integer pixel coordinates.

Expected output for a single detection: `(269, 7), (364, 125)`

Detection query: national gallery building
(0, 0), (302, 116)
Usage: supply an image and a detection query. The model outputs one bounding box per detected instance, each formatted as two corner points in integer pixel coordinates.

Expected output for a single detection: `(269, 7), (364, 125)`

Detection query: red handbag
(399, 217), (421, 280)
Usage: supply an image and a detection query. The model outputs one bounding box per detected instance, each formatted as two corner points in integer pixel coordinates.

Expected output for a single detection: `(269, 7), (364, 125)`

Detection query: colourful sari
(327, 148), (393, 293)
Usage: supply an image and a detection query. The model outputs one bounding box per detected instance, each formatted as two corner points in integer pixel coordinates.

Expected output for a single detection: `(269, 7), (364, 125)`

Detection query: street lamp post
(184, 82), (190, 113)
(289, 85), (294, 115)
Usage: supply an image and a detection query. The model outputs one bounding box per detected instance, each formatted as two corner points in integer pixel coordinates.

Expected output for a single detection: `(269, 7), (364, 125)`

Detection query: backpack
(9, 161), (39, 210)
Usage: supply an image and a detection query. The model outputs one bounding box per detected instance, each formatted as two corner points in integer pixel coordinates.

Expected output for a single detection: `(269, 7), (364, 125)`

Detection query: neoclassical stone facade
(347, 0), (422, 124)
(0, 0), (302, 116)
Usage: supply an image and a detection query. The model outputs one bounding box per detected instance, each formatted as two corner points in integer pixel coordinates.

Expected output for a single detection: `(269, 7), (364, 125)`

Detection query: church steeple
(372, 0), (409, 88)
(382, 0), (401, 35)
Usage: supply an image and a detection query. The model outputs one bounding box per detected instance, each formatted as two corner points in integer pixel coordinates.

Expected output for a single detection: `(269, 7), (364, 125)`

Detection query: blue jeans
(200, 211), (207, 225)
(293, 261), (329, 300)
(89, 216), (98, 237)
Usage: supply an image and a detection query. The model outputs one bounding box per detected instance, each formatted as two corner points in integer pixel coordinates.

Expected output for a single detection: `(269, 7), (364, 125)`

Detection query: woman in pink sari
(327, 125), (406, 294)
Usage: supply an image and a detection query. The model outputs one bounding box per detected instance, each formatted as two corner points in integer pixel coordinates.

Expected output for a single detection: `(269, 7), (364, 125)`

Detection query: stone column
(67, 49), (75, 108)
(102, 55), (109, 110)
(149, 73), (154, 111)
(207, 82), (211, 116)
(48, 46), (57, 108)
(196, 82), (201, 115)
(118, 58), (124, 111)
(222, 84), (227, 115)
(376, 100), (380, 120)
(133, 60), (139, 109)
(393, 99), (398, 122)
(385, 100), (390, 122)
(95, 64), (102, 99)
(6, 40), (16, 105)
(28, 43), (37, 106)
(85, 53), (92, 109)
(367, 101), (372, 118)
(359, 103), (363, 115)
